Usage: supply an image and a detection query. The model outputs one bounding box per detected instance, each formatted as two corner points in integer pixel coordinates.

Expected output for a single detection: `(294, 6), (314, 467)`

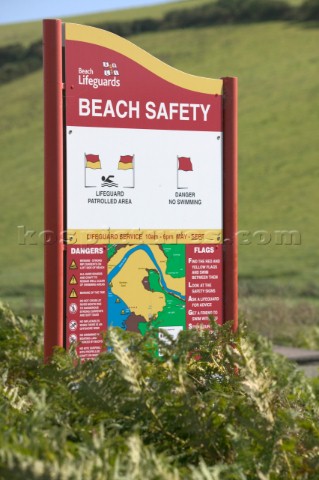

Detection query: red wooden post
(222, 77), (238, 331)
(43, 19), (64, 361)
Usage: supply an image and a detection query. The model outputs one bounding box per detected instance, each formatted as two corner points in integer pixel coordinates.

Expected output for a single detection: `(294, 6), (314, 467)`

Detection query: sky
(0, 0), (173, 25)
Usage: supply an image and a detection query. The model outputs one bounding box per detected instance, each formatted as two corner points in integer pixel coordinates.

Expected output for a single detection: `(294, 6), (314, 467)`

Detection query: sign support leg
(222, 77), (238, 331)
(43, 19), (64, 361)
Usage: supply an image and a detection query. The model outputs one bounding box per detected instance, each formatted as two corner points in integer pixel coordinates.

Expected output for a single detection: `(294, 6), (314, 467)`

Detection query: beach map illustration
(107, 244), (186, 335)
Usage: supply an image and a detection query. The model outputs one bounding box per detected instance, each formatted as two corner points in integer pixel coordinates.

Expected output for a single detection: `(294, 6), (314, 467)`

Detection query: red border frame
(43, 19), (64, 361)
(42, 22), (238, 360)
(222, 77), (238, 331)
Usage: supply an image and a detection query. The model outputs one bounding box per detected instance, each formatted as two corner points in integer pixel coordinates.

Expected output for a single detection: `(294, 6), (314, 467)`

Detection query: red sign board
(43, 20), (237, 361)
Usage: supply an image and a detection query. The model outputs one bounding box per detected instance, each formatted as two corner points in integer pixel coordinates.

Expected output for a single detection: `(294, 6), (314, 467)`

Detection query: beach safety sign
(43, 20), (237, 361)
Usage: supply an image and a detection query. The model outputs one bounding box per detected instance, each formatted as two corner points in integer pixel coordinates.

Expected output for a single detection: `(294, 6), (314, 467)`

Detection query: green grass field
(0, 2), (318, 326)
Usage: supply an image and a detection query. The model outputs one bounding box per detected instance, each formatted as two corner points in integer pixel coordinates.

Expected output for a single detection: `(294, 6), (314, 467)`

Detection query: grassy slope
(0, 4), (318, 312)
(0, 71), (44, 311)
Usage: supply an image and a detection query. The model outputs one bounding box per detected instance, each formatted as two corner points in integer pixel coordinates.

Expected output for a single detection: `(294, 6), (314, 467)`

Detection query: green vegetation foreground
(1, 0), (319, 313)
(1, 303), (319, 479)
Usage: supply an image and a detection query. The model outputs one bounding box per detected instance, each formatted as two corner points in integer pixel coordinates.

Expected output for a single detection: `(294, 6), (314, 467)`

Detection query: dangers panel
(66, 245), (107, 359)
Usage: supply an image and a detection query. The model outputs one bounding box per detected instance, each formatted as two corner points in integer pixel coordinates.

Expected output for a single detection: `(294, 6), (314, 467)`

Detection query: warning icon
(69, 289), (78, 298)
(69, 275), (78, 285)
(69, 260), (77, 269)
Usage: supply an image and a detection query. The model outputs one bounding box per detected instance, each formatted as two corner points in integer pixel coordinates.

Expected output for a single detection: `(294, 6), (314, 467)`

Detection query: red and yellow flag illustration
(85, 154), (101, 169)
(118, 155), (134, 170)
(178, 157), (193, 172)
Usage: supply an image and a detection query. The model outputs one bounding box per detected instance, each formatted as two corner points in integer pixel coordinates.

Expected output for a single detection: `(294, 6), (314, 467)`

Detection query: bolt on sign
(43, 20), (238, 361)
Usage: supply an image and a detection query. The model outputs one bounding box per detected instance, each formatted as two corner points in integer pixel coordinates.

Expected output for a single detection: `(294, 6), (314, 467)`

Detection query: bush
(239, 0), (293, 22)
(298, 0), (319, 20)
(96, 17), (160, 37)
(1, 303), (319, 478)
(0, 44), (25, 68)
(162, 0), (293, 29)
(0, 40), (43, 85)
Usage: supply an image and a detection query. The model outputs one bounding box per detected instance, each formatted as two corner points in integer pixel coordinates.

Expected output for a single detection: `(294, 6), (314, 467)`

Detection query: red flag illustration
(178, 157), (193, 172)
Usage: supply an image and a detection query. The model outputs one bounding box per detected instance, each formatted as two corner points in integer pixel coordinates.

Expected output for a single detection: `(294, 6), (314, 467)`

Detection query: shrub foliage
(297, 0), (319, 20)
(1, 303), (319, 479)
(0, 40), (42, 84)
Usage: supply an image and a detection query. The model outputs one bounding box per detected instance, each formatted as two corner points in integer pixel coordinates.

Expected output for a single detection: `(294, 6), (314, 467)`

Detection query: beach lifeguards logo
(77, 60), (120, 89)
(103, 61), (120, 77)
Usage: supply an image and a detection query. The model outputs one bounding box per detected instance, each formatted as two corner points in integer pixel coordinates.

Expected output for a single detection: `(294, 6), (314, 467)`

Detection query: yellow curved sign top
(65, 23), (223, 95)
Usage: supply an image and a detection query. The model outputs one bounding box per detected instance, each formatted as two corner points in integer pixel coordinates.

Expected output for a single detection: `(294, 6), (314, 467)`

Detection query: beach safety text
(79, 98), (211, 122)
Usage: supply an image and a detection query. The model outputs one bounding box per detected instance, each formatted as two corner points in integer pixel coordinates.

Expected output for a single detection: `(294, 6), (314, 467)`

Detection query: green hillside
(0, 2), (318, 313)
